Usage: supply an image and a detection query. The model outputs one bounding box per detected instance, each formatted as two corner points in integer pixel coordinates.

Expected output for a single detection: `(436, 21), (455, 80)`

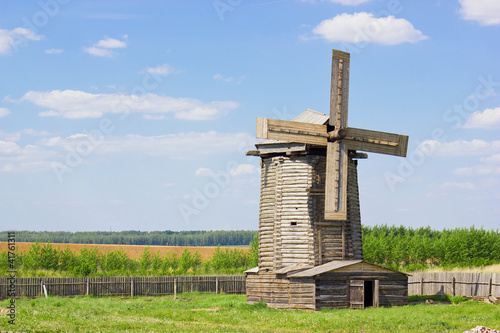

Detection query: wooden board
(345, 127), (408, 157)
(256, 117), (327, 146)
(324, 142), (348, 221)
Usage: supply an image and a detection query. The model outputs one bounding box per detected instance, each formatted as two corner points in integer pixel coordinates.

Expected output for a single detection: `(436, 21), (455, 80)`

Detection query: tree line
(0, 235), (259, 277)
(1, 225), (498, 277)
(362, 225), (500, 270)
(0, 230), (256, 246)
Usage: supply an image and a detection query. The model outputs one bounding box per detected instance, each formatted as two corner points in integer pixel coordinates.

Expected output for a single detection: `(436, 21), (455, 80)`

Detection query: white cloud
(0, 140), (56, 172)
(229, 164), (259, 176)
(0, 107), (10, 118)
(438, 181), (476, 190)
(459, 0), (500, 26)
(95, 37), (126, 49)
(213, 73), (244, 84)
(0, 27), (43, 55)
(45, 48), (64, 54)
(195, 163), (259, 178)
(19, 89), (238, 121)
(195, 167), (213, 176)
(481, 154), (500, 164)
(323, 0), (371, 4)
(462, 107), (500, 130)
(39, 131), (254, 160)
(83, 46), (114, 58)
(140, 64), (175, 75)
(213, 73), (233, 82)
(417, 139), (500, 156)
(84, 36), (127, 58)
(311, 12), (427, 45)
(454, 164), (500, 176)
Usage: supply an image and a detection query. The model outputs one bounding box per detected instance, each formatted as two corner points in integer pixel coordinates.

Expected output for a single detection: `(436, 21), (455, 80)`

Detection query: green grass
(1, 293), (499, 332)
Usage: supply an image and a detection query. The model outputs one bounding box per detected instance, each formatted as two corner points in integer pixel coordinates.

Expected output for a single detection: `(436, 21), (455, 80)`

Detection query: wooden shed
(246, 260), (408, 310)
(245, 109), (409, 310)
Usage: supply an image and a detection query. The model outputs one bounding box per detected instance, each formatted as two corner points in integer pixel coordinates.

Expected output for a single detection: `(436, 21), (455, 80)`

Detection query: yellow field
(418, 264), (500, 273)
(2, 242), (249, 260)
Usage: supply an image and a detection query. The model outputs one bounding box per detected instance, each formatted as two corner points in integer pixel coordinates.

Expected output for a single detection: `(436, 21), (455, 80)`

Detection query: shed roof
(287, 260), (409, 277)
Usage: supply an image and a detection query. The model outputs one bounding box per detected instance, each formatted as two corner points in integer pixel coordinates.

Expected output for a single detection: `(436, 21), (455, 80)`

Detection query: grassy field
(1, 293), (499, 332)
(0, 242), (249, 260)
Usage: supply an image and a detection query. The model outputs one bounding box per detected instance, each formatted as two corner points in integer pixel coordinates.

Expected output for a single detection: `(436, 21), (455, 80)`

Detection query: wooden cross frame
(256, 49), (409, 220)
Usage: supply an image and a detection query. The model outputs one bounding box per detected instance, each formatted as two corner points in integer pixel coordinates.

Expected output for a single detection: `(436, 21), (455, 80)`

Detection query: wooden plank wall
(315, 272), (407, 310)
(246, 272), (315, 310)
(0, 276), (246, 299)
(259, 154), (364, 271)
(408, 273), (500, 297)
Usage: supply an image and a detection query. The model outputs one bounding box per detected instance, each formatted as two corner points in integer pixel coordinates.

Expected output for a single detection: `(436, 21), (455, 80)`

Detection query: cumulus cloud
(0, 140), (57, 172)
(229, 164), (259, 176)
(0, 107), (10, 118)
(438, 181), (476, 190)
(0, 27), (43, 55)
(462, 107), (500, 130)
(140, 64), (175, 75)
(324, 0), (371, 4)
(310, 12), (427, 45)
(39, 131), (254, 160)
(18, 89), (238, 121)
(45, 48), (64, 54)
(459, 0), (500, 25)
(454, 164), (500, 176)
(417, 139), (500, 156)
(84, 36), (127, 58)
(213, 73), (244, 84)
(195, 163), (259, 177)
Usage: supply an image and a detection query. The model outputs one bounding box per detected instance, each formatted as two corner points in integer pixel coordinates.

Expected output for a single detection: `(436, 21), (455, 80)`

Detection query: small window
(290, 222), (297, 226)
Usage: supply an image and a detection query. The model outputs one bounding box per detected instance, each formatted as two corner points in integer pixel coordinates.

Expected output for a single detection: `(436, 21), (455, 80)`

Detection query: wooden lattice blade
(329, 49), (350, 129)
(324, 141), (348, 221)
(344, 127), (409, 157)
(256, 117), (328, 146)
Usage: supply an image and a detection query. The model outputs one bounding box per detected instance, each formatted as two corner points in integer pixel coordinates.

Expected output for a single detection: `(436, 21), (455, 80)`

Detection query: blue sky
(0, 0), (499, 232)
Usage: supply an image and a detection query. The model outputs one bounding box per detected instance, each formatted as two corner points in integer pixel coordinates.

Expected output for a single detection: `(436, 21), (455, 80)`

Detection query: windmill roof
(287, 260), (409, 277)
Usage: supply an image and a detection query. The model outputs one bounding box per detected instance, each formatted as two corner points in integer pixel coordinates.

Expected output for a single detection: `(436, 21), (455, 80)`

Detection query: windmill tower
(245, 49), (410, 310)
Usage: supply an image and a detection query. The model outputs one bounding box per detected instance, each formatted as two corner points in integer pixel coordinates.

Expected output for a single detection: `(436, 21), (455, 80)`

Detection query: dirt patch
(0, 242), (248, 260)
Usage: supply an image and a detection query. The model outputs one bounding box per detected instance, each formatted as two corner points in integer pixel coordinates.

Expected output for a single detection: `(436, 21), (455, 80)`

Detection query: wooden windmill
(256, 49), (408, 221)
(245, 49), (410, 310)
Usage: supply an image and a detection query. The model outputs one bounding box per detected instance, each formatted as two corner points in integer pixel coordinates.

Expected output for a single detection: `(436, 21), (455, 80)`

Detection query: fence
(408, 273), (500, 297)
(1, 273), (499, 299)
(0, 276), (246, 299)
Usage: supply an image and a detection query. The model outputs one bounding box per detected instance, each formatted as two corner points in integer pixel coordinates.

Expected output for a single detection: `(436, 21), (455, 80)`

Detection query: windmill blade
(324, 141), (348, 220)
(344, 127), (409, 157)
(256, 117), (328, 146)
(329, 49), (350, 129)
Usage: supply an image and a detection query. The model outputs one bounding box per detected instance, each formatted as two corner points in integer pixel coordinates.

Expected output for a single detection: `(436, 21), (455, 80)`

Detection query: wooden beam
(344, 127), (408, 157)
(330, 50), (350, 128)
(256, 117), (328, 146)
(324, 142), (348, 220)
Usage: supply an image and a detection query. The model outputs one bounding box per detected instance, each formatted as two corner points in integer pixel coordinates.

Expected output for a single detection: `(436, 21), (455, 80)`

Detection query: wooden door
(349, 279), (364, 309)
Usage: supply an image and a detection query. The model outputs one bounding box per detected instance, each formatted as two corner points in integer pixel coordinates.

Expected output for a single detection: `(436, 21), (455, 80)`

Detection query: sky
(0, 0), (499, 233)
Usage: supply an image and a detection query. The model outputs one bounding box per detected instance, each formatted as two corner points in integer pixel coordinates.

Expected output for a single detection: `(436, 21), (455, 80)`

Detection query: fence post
(216, 277), (219, 294)
(452, 277), (456, 297)
(489, 277), (493, 296)
(40, 280), (43, 298)
(131, 278), (134, 298)
(86, 278), (89, 296)
(420, 276), (424, 295)
(174, 278), (177, 299)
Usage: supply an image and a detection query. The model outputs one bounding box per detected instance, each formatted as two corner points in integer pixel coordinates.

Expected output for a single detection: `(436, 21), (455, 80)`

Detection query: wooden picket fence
(1, 273), (498, 299)
(408, 273), (500, 297)
(0, 276), (245, 299)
